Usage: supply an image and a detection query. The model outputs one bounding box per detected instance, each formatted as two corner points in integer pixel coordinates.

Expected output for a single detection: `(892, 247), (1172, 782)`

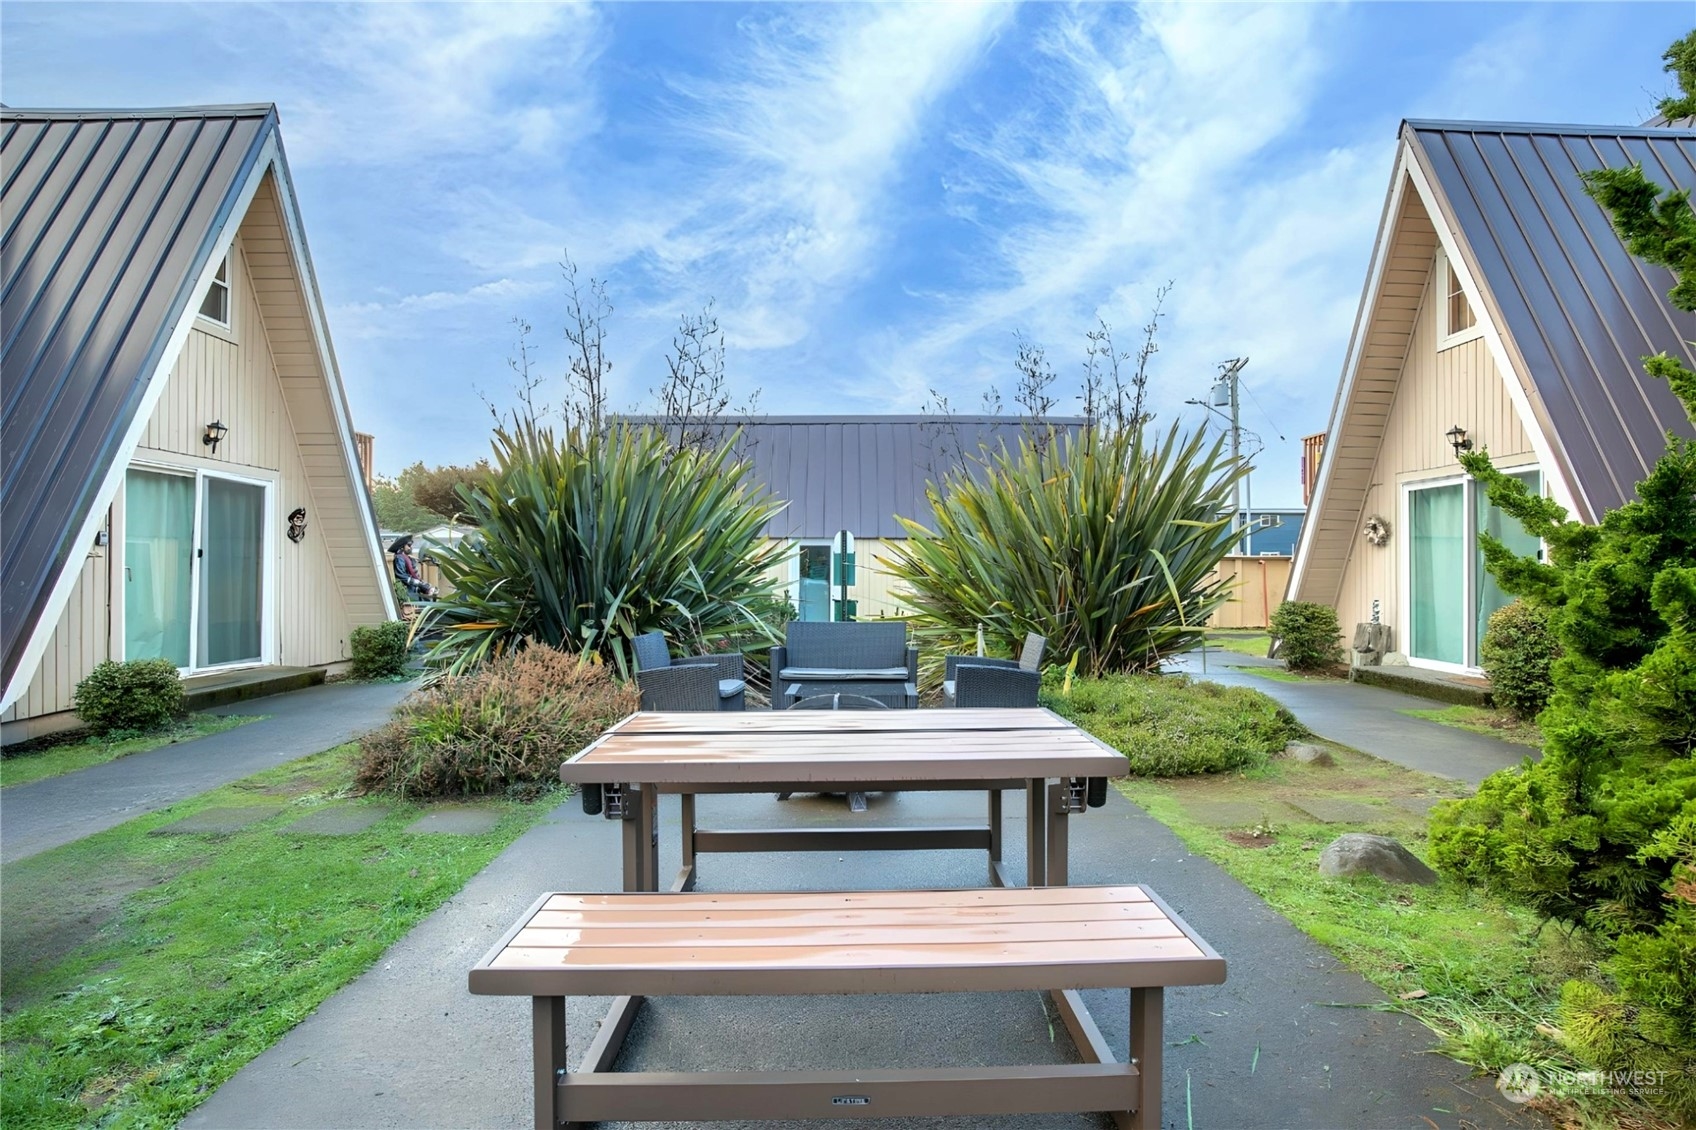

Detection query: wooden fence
(1205, 556), (1291, 629)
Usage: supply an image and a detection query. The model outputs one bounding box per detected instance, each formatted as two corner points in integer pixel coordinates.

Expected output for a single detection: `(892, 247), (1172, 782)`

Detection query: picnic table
(557, 707), (1127, 893)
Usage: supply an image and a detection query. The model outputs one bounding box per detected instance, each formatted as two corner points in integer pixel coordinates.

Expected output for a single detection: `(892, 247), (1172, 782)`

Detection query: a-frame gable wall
(1290, 158), (1439, 607)
(1331, 252), (1537, 637)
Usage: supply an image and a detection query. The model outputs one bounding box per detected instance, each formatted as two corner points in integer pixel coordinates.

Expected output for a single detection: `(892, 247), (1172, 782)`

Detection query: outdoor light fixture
(1445, 425), (1473, 457)
(202, 420), (228, 453)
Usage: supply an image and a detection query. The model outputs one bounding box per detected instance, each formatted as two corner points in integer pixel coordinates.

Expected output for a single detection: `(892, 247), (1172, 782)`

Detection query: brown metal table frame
(556, 710), (1130, 1125)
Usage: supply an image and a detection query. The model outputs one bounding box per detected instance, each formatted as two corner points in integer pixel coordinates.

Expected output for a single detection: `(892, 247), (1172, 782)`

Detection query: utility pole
(1214, 358), (1250, 555)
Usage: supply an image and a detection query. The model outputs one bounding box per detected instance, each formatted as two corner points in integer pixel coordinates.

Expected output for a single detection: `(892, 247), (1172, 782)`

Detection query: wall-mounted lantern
(1444, 425), (1473, 457)
(287, 507), (308, 544)
(203, 420), (229, 454)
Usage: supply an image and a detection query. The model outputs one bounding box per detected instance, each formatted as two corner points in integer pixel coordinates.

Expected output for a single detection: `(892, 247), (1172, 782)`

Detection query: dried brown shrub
(356, 644), (637, 798)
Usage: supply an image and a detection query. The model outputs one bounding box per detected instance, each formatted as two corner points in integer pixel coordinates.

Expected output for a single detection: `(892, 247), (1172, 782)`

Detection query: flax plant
(885, 425), (1245, 675)
(416, 421), (786, 676)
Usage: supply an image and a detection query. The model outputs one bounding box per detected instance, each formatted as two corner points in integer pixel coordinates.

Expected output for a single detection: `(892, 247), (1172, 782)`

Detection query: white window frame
(1435, 247), (1483, 350)
(119, 458), (276, 673)
(1399, 465), (1542, 674)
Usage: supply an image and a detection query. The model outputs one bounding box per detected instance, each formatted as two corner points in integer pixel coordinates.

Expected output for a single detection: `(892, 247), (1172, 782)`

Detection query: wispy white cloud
(650, 3), (1013, 350)
(859, 1), (1385, 450)
(274, 2), (601, 166)
(332, 277), (555, 339)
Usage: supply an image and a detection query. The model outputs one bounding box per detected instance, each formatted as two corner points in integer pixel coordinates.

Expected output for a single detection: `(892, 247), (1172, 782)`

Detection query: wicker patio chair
(631, 631), (746, 712)
(943, 631), (1046, 708)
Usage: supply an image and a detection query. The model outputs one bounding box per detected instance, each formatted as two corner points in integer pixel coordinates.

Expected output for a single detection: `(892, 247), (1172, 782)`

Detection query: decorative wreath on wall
(1362, 515), (1391, 547)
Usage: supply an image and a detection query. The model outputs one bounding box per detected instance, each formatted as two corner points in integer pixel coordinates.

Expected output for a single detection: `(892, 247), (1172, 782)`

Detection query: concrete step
(1349, 663), (1493, 708)
(182, 666), (325, 711)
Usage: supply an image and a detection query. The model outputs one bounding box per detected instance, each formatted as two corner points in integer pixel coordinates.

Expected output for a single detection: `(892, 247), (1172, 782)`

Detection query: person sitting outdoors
(389, 535), (437, 602)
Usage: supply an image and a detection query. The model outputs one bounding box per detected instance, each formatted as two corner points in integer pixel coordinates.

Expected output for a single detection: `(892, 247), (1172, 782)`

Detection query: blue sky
(4, 2), (1690, 506)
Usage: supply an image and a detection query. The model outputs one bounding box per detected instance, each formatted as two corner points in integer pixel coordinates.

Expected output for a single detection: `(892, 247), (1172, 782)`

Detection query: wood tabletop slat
(562, 708), (1125, 786)
(508, 918), (1188, 950)
(488, 936), (1208, 970)
(524, 904), (1171, 930)
(538, 887), (1152, 911)
(617, 708), (1071, 734)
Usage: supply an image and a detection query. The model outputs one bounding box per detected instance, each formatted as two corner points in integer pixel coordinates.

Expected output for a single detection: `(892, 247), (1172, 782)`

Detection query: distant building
(1227, 510), (1305, 557)
(627, 416), (1089, 621)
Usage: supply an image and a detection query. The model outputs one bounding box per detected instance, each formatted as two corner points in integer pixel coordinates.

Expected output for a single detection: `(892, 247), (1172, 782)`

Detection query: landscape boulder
(1318, 833), (1438, 885)
(1284, 741), (1335, 766)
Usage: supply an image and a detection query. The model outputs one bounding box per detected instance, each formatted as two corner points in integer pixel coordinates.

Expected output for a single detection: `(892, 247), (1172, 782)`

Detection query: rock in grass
(1318, 833), (1438, 885)
(1285, 741), (1335, 766)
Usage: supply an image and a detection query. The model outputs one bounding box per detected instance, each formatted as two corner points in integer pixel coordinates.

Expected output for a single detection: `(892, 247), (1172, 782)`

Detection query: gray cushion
(718, 679), (746, 699)
(779, 667), (908, 681)
(943, 680), (956, 699)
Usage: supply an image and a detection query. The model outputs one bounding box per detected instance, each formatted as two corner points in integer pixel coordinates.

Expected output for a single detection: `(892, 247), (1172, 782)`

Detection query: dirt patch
(0, 856), (202, 1004)
(1222, 830), (1277, 848)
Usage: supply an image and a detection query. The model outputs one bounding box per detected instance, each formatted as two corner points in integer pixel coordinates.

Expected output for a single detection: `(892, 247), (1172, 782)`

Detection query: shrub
(350, 621), (412, 679)
(1042, 671), (1304, 776)
(1479, 600), (1560, 719)
(355, 643), (638, 798)
(1268, 601), (1342, 671)
(885, 425), (1246, 676)
(1432, 75), (1696, 1120)
(418, 421), (785, 677)
(73, 659), (185, 734)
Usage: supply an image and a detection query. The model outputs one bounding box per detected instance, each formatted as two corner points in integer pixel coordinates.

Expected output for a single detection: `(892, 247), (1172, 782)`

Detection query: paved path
(185, 787), (1541, 1130)
(0, 678), (415, 863)
(1168, 648), (1535, 786)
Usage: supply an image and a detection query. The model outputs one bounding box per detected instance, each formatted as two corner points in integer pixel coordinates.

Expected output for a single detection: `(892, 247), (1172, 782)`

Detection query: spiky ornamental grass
(416, 421), (786, 677)
(885, 425), (1246, 676)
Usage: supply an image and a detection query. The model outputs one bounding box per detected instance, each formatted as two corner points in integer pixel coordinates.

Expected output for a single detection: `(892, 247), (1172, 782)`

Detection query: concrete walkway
(0, 678), (416, 863)
(184, 787), (1540, 1130)
(1167, 648), (1535, 787)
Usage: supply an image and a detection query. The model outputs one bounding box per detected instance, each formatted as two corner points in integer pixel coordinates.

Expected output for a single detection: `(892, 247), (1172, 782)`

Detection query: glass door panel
(124, 470), (195, 667)
(1474, 470), (1542, 659)
(1409, 483), (1465, 665)
(797, 544), (831, 622)
(198, 477), (264, 666)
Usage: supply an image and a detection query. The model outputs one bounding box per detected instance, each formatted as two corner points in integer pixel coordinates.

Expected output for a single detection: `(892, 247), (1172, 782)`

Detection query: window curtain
(1409, 484), (1465, 665)
(1474, 471), (1542, 658)
(124, 470), (195, 667)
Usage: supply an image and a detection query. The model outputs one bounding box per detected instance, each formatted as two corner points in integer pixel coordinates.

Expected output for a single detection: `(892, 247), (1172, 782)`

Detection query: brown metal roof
(622, 415), (1089, 539)
(1, 105), (275, 691)
(1407, 120), (1696, 519)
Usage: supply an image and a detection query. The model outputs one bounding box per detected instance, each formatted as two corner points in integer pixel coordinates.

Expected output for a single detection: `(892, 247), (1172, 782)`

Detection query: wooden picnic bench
(470, 884), (1226, 1129)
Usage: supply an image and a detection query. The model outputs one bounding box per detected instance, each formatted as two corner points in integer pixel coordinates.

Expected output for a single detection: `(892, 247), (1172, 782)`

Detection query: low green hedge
(350, 621), (412, 679)
(1044, 671), (1305, 775)
(73, 659), (184, 735)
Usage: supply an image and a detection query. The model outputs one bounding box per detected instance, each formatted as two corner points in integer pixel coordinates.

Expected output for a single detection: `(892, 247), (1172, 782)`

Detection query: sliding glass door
(125, 467), (268, 671)
(1405, 470), (1541, 670)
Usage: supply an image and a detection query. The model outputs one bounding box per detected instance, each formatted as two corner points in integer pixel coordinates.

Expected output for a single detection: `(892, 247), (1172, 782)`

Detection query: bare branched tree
(561, 253), (612, 436)
(1079, 282), (1171, 434)
(920, 387), (970, 478)
(1012, 331), (1059, 453)
(486, 317), (550, 426)
(652, 301), (731, 457)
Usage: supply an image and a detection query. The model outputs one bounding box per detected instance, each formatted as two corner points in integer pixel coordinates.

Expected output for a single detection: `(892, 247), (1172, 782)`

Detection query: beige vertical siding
(1205, 557), (1292, 629)
(1329, 261), (1536, 646)
(1, 544), (111, 725)
(133, 232), (357, 670)
(763, 537), (913, 620)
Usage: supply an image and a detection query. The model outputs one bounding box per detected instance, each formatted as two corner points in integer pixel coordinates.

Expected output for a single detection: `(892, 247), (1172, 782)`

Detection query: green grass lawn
(1202, 630), (1272, 658)
(0, 713), (264, 789)
(1399, 704), (1543, 749)
(1119, 745), (1664, 1129)
(0, 744), (552, 1129)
